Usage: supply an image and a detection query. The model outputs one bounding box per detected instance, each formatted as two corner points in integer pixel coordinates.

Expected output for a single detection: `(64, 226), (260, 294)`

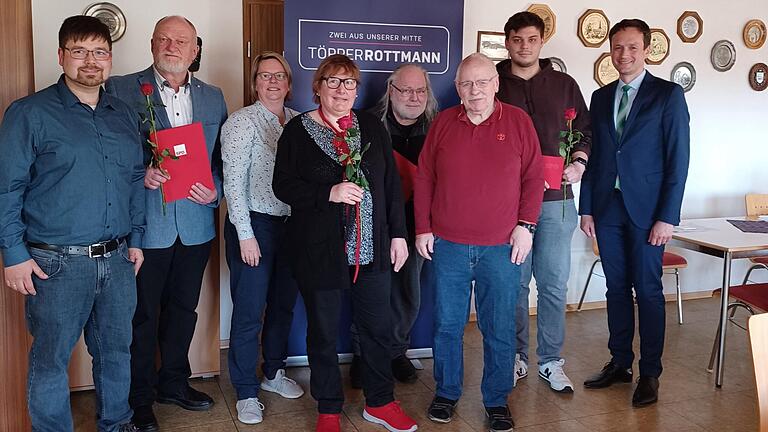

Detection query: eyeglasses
(391, 84), (427, 97)
(323, 76), (358, 90)
(257, 72), (288, 81)
(456, 75), (498, 90)
(64, 47), (112, 61)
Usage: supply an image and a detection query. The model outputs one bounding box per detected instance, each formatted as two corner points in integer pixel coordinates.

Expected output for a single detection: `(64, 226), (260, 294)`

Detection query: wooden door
(0, 0), (35, 429)
(243, 0), (285, 105)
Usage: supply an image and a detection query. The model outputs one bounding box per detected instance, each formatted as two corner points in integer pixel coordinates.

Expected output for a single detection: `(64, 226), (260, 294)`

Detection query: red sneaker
(316, 413), (341, 432)
(363, 401), (418, 432)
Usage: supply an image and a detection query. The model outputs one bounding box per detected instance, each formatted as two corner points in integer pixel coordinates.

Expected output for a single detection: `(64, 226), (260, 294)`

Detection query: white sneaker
(236, 397), (265, 424)
(538, 359), (574, 393)
(513, 353), (528, 387)
(260, 369), (305, 399)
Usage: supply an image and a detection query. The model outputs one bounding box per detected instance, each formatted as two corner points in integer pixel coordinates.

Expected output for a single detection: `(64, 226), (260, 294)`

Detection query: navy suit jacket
(579, 72), (690, 230)
(105, 66), (228, 248)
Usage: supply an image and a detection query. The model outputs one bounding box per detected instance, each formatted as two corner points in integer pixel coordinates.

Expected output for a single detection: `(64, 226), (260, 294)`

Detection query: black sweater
(273, 110), (406, 291)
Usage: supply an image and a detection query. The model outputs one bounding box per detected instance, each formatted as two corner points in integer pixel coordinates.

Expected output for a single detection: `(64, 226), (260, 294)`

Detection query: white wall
(30, 1), (768, 339)
(465, 0), (768, 306)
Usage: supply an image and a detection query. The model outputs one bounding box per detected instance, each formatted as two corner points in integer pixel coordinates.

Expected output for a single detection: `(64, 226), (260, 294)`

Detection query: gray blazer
(106, 66), (228, 248)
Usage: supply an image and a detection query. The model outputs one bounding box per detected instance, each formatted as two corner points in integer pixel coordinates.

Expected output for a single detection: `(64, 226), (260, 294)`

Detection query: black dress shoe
(632, 376), (659, 407)
(157, 385), (214, 411)
(583, 361), (633, 389)
(349, 355), (363, 389)
(131, 405), (158, 431)
(391, 355), (417, 383)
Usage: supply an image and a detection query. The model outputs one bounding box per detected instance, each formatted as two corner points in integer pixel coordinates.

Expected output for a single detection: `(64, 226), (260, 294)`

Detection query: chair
(576, 239), (688, 324)
(742, 194), (768, 284)
(748, 313), (768, 432)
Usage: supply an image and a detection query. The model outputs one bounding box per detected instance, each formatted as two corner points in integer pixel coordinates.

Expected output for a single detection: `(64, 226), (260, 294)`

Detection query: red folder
(393, 152), (417, 201)
(541, 156), (564, 191)
(150, 122), (214, 203)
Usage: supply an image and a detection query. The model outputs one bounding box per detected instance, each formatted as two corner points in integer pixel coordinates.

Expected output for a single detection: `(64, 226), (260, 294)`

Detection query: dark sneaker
(427, 396), (457, 423)
(349, 355), (363, 389)
(485, 405), (514, 432)
(391, 355), (417, 383)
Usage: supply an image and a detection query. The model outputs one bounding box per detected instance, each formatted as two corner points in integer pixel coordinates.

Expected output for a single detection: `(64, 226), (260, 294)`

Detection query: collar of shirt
(457, 99), (504, 126)
(55, 74), (116, 111)
(152, 67), (191, 94)
(614, 69), (646, 123)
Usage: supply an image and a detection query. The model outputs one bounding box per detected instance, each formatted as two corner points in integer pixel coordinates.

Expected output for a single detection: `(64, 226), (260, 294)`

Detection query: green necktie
(616, 84), (632, 139)
(615, 84), (632, 189)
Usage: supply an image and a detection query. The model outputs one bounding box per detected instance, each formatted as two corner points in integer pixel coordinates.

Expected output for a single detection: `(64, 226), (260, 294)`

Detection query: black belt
(28, 238), (124, 258)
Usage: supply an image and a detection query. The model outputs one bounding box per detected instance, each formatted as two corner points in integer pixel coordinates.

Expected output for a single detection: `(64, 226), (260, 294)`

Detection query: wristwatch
(572, 157), (588, 168)
(517, 222), (537, 234)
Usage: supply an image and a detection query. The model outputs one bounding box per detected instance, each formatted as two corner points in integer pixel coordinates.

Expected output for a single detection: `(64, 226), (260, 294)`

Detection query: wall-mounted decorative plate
(710, 40), (736, 72)
(671, 62), (696, 92)
(83, 2), (127, 42)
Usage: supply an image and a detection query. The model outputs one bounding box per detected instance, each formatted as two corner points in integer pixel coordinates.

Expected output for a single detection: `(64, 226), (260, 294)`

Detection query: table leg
(715, 252), (732, 387)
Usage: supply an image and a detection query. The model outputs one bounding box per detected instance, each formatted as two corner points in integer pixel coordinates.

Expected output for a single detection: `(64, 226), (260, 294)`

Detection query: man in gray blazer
(106, 15), (227, 431)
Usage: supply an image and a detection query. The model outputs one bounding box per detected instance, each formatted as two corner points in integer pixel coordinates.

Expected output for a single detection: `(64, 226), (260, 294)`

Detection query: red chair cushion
(729, 283), (768, 312)
(751, 256), (768, 265)
(663, 252), (687, 267)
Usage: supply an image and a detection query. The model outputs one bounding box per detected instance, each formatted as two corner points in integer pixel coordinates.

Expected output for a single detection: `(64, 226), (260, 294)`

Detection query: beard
(74, 67), (105, 87)
(392, 104), (424, 123)
(156, 56), (191, 74)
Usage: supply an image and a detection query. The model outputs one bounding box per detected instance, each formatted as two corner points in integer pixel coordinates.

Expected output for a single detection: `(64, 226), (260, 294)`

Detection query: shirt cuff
(235, 223), (255, 241)
(128, 232), (143, 249)
(1, 244), (32, 267)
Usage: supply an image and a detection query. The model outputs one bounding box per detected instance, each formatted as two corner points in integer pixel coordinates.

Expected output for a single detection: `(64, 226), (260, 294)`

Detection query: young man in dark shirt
(496, 11), (592, 394)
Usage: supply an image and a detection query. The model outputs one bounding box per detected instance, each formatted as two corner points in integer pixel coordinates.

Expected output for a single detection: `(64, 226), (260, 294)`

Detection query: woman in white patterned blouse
(221, 52), (303, 426)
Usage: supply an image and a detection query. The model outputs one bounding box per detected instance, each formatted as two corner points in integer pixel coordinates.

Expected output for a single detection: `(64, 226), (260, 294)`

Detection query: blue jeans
(26, 242), (136, 432)
(517, 199), (578, 365)
(432, 237), (520, 407)
(224, 212), (299, 400)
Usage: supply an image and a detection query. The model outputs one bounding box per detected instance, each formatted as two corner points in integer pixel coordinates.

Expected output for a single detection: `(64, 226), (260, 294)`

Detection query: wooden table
(670, 217), (768, 387)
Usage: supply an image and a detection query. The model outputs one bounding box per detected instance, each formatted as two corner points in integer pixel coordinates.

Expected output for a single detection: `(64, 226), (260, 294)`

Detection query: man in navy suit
(106, 15), (227, 431)
(578, 19), (689, 407)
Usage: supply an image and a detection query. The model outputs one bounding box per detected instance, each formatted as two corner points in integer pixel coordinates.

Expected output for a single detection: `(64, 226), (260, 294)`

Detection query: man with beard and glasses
(106, 15), (228, 431)
(0, 15), (145, 432)
(496, 11), (591, 394)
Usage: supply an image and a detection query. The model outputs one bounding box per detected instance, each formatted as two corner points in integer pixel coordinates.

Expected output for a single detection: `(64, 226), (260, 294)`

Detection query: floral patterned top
(301, 113), (374, 265)
(222, 101), (298, 240)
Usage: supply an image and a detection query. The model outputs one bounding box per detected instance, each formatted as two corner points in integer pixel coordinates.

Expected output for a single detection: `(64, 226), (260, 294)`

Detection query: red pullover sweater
(414, 101), (544, 246)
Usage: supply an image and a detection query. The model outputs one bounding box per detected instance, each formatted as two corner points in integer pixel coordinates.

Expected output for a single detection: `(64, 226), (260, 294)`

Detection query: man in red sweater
(414, 53), (543, 432)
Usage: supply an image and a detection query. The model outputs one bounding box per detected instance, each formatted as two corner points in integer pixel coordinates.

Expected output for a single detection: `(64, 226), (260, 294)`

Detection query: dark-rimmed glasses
(323, 76), (358, 90)
(391, 83), (427, 97)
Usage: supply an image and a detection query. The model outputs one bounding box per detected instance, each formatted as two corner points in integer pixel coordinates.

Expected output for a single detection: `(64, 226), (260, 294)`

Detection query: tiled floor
(72, 297), (759, 431)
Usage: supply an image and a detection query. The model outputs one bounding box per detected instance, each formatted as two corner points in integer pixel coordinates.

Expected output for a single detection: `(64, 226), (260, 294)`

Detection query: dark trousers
(301, 266), (394, 413)
(595, 191), (666, 378)
(129, 237), (213, 408)
(224, 212), (299, 400)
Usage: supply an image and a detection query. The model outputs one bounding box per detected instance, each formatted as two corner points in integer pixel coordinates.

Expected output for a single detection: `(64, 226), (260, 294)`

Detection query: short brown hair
(609, 19), (651, 48)
(311, 54), (361, 104)
(250, 51), (293, 101)
(59, 15), (112, 50)
(504, 11), (545, 39)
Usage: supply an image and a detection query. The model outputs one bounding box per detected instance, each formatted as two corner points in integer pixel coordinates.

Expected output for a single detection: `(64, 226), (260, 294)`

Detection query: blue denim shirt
(0, 75), (146, 266)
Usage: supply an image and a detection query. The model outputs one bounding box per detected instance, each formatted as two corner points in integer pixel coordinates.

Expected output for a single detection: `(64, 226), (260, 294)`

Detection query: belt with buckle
(28, 238), (124, 258)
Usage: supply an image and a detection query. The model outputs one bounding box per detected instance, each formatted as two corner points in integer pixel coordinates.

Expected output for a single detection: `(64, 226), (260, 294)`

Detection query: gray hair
(153, 15), (197, 37)
(455, 52), (495, 80)
(374, 63), (438, 129)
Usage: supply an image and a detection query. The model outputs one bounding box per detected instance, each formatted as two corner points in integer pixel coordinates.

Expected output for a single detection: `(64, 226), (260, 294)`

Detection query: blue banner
(285, 0), (463, 111)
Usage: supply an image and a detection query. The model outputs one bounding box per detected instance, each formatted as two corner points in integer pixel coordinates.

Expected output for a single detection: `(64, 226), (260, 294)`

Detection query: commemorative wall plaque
(646, 28), (670, 65)
(677, 11), (703, 43)
(594, 52), (618, 87)
(549, 57), (566, 73)
(671, 62), (696, 92)
(710, 40), (736, 72)
(83, 2), (126, 42)
(749, 63), (768, 91)
(578, 9), (609, 48)
(743, 19), (766, 49)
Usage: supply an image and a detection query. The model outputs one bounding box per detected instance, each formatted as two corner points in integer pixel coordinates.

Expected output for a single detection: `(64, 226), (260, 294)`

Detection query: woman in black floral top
(273, 55), (416, 432)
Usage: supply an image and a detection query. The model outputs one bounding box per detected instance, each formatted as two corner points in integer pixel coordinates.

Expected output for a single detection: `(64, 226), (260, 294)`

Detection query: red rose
(564, 107), (577, 121)
(337, 115), (353, 131)
(140, 83), (154, 96)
